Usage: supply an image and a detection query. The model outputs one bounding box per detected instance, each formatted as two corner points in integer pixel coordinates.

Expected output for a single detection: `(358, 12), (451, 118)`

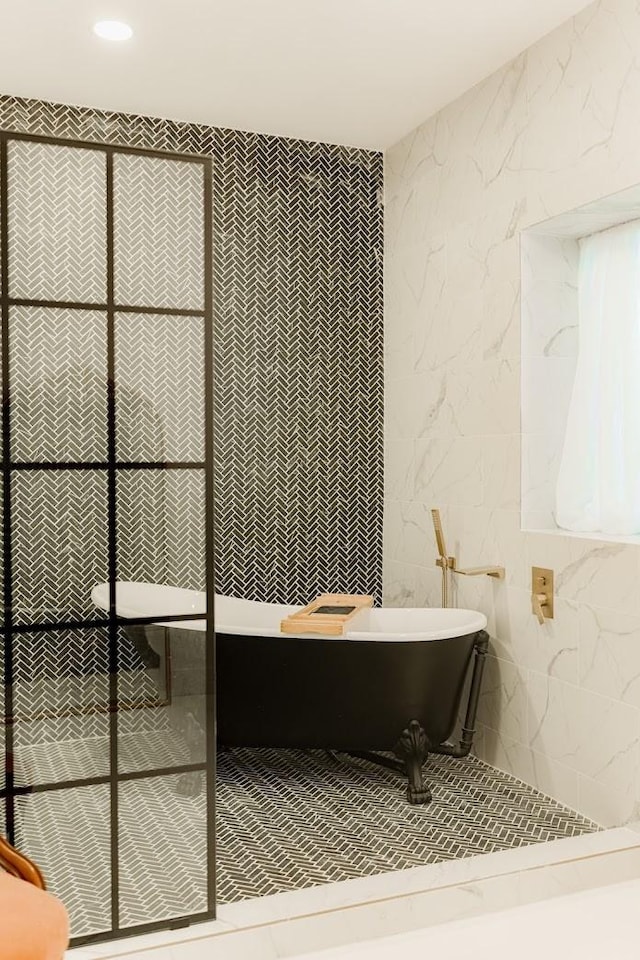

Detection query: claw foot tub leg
(394, 720), (432, 805)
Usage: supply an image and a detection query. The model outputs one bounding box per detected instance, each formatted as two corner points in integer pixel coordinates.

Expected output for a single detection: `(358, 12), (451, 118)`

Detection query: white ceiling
(0, 0), (594, 150)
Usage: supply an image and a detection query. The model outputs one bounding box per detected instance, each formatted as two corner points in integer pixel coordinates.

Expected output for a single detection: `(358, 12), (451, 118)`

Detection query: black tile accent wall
(0, 95), (384, 606)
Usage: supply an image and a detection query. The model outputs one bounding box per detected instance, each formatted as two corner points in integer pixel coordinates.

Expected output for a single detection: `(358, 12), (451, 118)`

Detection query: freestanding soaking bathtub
(91, 582), (488, 804)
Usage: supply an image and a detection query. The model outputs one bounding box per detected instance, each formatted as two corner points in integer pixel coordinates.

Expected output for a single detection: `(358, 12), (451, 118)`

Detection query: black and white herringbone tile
(11, 630), (169, 762)
(10, 306), (108, 462)
(14, 742), (597, 937)
(115, 312), (204, 462)
(7, 140), (107, 302)
(211, 130), (383, 606)
(12, 472), (108, 625)
(0, 93), (384, 610)
(116, 470), (205, 590)
(214, 748), (597, 901)
(14, 728), (186, 791)
(113, 152), (205, 312)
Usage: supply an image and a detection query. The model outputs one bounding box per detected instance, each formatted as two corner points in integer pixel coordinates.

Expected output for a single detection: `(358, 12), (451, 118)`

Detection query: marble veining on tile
(384, 0), (640, 828)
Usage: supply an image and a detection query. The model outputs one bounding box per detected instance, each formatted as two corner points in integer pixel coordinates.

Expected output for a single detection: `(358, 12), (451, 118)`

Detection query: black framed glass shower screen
(0, 131), (215, 944)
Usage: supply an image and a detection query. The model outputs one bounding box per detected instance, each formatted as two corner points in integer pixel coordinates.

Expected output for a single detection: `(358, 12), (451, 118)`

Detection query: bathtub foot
(394, 720), (432, 805)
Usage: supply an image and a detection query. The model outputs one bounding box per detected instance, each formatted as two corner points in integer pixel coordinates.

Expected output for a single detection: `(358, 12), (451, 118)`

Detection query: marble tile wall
(384, 0), (640, 827)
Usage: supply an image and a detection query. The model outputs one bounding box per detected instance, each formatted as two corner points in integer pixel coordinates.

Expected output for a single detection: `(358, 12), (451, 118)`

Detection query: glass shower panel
(15, 785), (111, 939)
(116, 619), (180, 775)
(115, 312), (204, 463)
(11, 470), (108, 625)
(116, 469), (205, 591)
(0, 620), (3, 794)
(12, 628), (110, 788)
(118, 620), (206, 777)
(118, 775), (208, 927)
(0, 474), (3, 626)
(10, 306), (108, 462)
(7, 140), (107, 303)
(113, 153), (205, 311)
(1, 131), (214, 944)
(115, 468), (206, 777)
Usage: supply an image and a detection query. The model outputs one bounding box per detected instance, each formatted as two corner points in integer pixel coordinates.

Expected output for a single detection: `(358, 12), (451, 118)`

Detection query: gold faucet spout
(453, 565), (505, 579)
(430, 506), (506, 607)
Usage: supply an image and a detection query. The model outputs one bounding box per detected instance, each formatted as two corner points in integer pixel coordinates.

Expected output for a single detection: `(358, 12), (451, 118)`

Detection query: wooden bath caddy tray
(280, 593), (374, 637)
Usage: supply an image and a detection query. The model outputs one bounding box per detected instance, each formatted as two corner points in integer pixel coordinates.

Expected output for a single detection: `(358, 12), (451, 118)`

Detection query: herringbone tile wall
(212, 133), (383, 603)
(115, 312), (204, 462)
(10, 306), (108, 462)
(116, 469), (205, 589)
(12, 470), (109, 625)
(0, 94), (384, 606)
(113, 153), (205, 311)
(7, 140), (107, 302)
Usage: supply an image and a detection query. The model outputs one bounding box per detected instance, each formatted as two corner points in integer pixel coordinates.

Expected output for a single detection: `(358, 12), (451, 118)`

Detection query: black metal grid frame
(0, 130), (216, 943)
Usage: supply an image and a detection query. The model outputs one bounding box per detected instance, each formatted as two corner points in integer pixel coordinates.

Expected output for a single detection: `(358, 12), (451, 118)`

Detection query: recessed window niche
(521, 183), (640, 545)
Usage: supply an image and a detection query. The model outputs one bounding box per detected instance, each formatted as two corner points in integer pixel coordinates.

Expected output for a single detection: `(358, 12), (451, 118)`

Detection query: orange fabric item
(0, 872), (69, 960)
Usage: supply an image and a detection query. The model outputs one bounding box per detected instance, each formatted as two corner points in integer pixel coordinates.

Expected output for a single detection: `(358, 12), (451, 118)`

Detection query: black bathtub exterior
(217, 630), (479, 751)
(134, 623), (489, 804)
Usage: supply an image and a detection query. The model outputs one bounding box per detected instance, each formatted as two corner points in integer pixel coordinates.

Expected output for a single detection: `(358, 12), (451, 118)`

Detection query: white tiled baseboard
(69, 826), (640, 960)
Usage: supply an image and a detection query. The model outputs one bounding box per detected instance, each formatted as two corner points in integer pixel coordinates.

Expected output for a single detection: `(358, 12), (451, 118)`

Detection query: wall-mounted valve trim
(531, 566), (554, 624)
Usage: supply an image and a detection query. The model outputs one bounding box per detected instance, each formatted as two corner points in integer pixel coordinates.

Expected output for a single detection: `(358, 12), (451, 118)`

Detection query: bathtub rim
(91, 580), (488, 642)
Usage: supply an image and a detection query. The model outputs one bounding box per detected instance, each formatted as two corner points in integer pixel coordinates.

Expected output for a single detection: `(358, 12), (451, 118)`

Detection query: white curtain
(556, 219), (640, 535)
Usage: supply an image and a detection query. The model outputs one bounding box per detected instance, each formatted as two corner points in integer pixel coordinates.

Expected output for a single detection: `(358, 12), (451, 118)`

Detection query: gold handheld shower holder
(431, 509), (505, 607)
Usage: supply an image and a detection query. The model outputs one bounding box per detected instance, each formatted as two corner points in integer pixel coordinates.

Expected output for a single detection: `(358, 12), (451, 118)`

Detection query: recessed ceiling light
(93, 20), (133, 42)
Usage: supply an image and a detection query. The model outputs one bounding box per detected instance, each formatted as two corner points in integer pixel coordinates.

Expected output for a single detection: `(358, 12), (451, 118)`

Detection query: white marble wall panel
(521, 239), (579, 359)
(521, 358), (575, 436)
(578, 606), (640, 707)
(521, 433), (564, 528)
(384, 0), (640, 825)
(414, 438), (484, 507)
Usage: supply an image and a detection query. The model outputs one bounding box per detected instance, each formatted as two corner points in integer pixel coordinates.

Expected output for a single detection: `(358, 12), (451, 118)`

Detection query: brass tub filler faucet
(431, 509), (505, 608)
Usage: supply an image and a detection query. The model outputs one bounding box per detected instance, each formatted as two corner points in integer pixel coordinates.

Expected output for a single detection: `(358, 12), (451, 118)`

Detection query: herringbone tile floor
(215, 747), (597, 901)
(13, 739), (597, 938)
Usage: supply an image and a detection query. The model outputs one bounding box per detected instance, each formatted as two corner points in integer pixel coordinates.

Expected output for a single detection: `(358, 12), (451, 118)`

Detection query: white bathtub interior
(90, 581), (488, 640)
